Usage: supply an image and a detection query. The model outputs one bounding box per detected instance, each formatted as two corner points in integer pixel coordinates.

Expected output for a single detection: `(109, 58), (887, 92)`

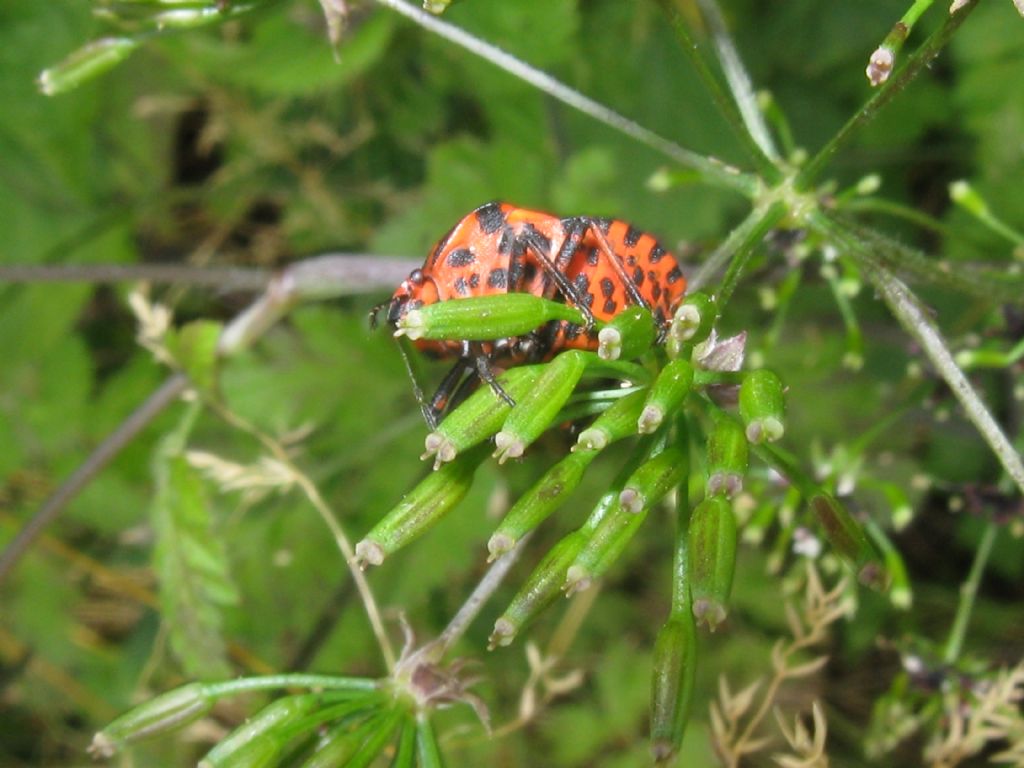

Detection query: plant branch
(0, 373), (190, 585)
(0, 255), (417, 586)
(690, 200), (788, 303)
(813, 212), (1024, 496)
(796, 0), (980, 190)
(370, 0), (759, 197)
(0, 263), (269, 289)
(695, 0), (781, 165)
(434, 534), (532, 659)
(654, 0), (781, 181)
(943, 521), (998, 665)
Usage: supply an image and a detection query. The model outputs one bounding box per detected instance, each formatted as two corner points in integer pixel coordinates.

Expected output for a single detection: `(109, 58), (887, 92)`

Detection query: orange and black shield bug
(372, 201), (687, 427)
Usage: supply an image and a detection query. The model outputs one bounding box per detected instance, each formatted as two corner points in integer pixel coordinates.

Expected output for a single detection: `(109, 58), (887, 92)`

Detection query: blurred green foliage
(2, 0), (1023, 766)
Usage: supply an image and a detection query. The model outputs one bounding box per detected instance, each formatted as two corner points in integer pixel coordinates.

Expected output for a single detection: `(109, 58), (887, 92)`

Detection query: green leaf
(152, 403), (238, 678)
(167, 319), (222, 395)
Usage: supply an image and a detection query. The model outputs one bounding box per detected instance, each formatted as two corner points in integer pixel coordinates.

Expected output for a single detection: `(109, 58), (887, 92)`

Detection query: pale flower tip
(488, 618), (515, 649)
(492, 432), (524, 464)
(354, 539), (384, 569)
(866, 47), (894, 86)
(487, 533), (514, 561)
(637, 405), (663, 434)
(87, 733), (117, 759)
(619, 488), (645, 514)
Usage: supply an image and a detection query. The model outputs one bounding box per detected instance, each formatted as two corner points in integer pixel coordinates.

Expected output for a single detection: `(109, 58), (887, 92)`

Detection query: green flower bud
(487, 448), (597, 560)
(88, 682), (214, 758)
(650, 616), (698, 762)
(637, 360), (694, 434)
(489, 532), (586, 648)
(422, 365), (543, 469)
(618, 448), (688, 515)
(355, 445), (488, 568)
(39, 38), (141, 96)
(200, 694), (323, 768)
(810, 494), (886, 589)
(597, 305), (657, 361)
(705, 414), (748, 498)
(667, 292), (716, 359)
(493, 350), (592, 464)
(564, 448), (686, 595)
(394, 294), (585, 341)
(738, 369), (786, 444)
(688, 496), (738, 630)
(575, 389), (648, 451)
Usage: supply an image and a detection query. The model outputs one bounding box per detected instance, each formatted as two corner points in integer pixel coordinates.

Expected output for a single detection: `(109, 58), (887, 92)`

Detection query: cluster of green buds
(359, 288), (879, 759)
(86, 674), (453, 767)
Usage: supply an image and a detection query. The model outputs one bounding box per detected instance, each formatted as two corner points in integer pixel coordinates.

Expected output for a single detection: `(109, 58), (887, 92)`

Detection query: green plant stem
(812, 212), (1024, 497)
(695, 0), (781, 164)
(371, 0), (758, 197)
(943, 522), (998, 665)
(654, 0), (781, 181)
(796, 0), (980, 190)
(204, 675), (380, 698)
(692, 200), (788, 305)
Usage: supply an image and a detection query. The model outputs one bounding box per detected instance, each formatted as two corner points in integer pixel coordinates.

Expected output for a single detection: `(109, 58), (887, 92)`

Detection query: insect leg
(517, 225), (597, 329)
(469, 342), (516, 407)
(574, 217), (652, 313)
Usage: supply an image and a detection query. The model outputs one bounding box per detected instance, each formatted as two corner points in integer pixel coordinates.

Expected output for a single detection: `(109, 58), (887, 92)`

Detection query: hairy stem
(813, 213), (1024, 496)
(797, 0), (980, 190)
(943, 521), (998, 665)
(695, 0), (781, 164)
(371, 0), (758, 197)
(655, 0), (781, 180)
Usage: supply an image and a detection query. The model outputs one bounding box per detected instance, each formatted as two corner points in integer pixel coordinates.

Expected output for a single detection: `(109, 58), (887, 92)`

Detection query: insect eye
(409, 269), (425, 286)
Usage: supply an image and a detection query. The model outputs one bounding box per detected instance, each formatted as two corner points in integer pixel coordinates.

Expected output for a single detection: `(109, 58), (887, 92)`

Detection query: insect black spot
(648, 244), (666, 263)
(603, 298), (617, 314)
(498, 228), (514, 255)
(523, 263), (538, 283)
(593, 218), (612, 234)
(454, 276), (469, 295)
(564, 322), (582, 340)
(600, 277), (615, 298)
(487, 268), (507, 289)
(584, 292), (595, 308)
(667, 265), (683, 284)
(624, 226), (642, 247)
(586, 246), (599, 266)
(447, 248), (475, 268)
(573, 273), (590, 296)
(475, 202), (506, 234)
(632, 266), (644, 287)
(468, 273), (480, 289)
(626, 256), (636, 267)
(651, 281), (662, 302)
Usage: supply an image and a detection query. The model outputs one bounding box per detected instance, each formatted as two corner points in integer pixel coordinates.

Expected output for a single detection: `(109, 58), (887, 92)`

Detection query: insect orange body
(383, 201), (687, 363)
(376, 201), (687, 427)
